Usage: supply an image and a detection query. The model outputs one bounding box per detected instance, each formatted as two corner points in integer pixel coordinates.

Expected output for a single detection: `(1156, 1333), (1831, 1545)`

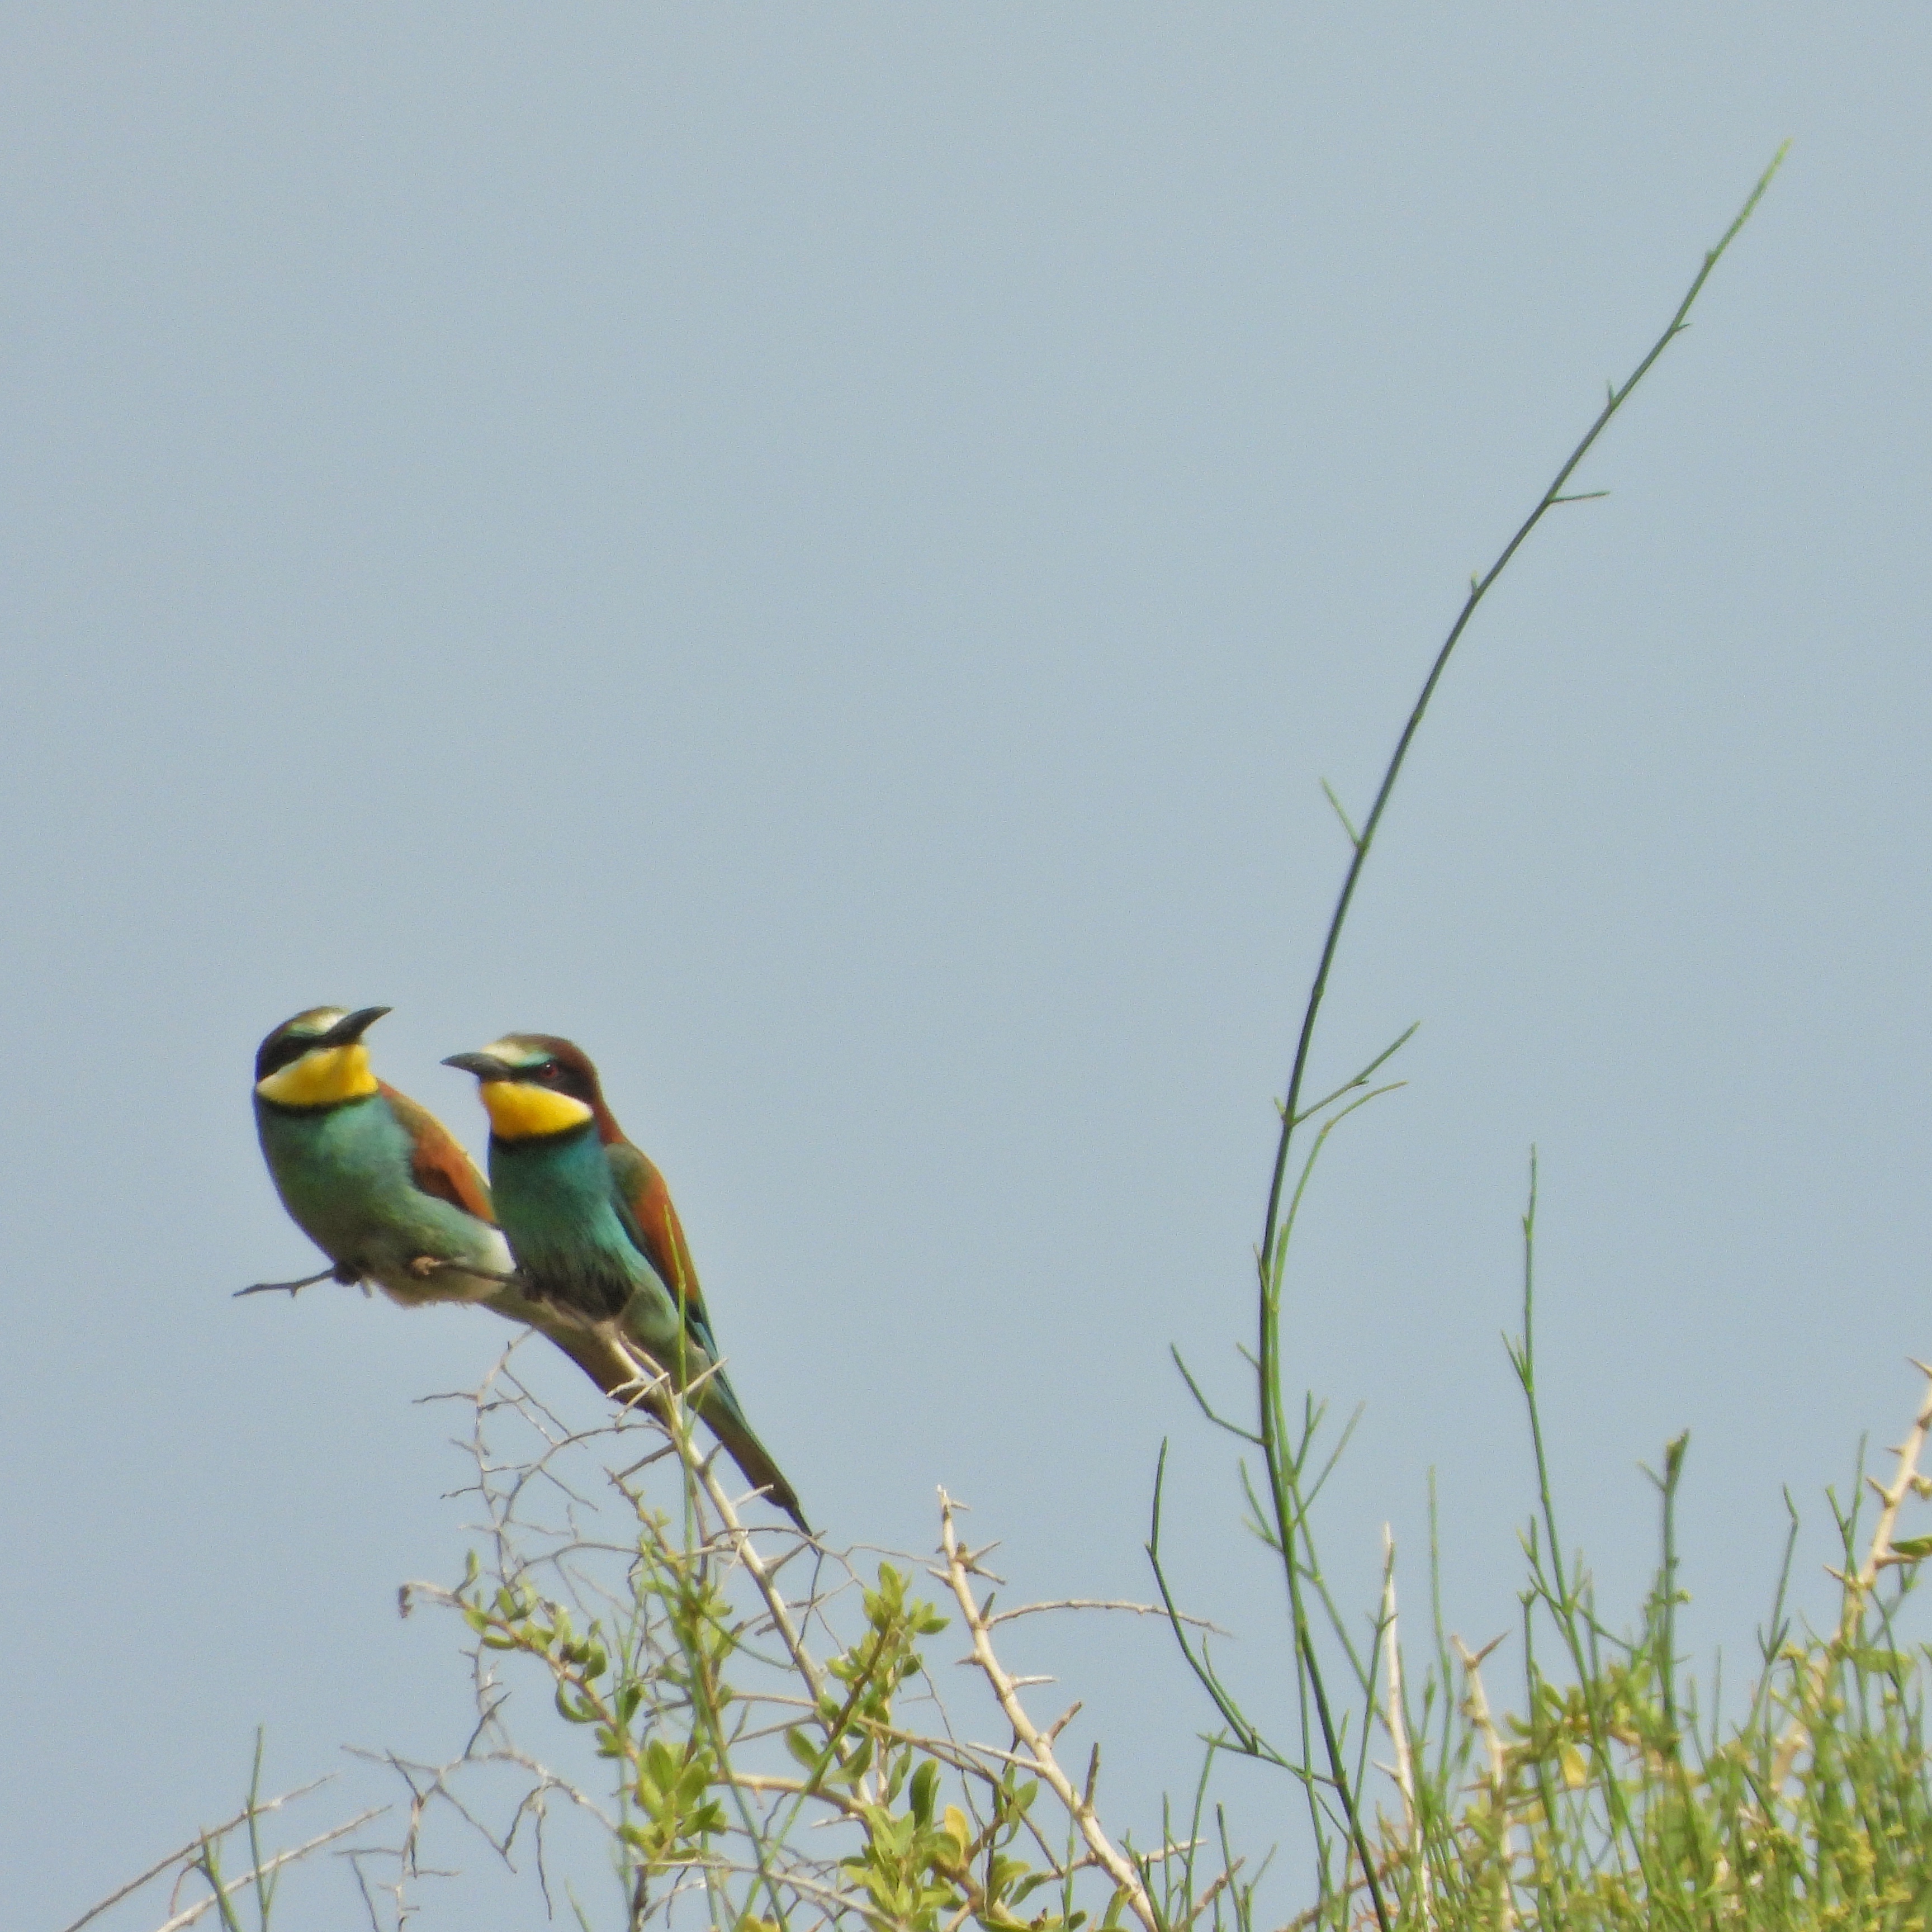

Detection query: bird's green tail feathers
(692, 1380), (810, 1535)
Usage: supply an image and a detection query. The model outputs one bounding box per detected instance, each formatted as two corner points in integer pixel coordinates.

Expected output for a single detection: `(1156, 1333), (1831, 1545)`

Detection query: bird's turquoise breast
(255, 1092), (493, 1272)
(489, 1125), (664, 1324)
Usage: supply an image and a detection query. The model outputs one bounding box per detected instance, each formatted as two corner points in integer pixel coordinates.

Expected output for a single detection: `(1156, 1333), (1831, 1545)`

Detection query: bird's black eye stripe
(509, 1055), (594, 1102)
(254, 1033), (318, 1082)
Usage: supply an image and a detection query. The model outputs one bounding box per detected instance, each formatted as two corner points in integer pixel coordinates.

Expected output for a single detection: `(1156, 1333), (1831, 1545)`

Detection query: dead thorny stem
(60, 1779), (355, 1932)
(937, 1489), (1161, 1932)
(1770, 1360), (1932, 1796)
(155, 1808), (387, 1932)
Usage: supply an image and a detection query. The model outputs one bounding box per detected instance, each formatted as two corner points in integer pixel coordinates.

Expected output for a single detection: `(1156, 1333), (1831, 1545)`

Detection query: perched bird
(248, 1005), (648, 1396)
(443, 1034), (807, 1532)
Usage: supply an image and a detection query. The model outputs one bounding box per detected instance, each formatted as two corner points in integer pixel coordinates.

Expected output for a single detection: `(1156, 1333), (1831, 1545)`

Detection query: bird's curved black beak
(321, 1005), (392, 1047)
(443, 1050), (515, 1081)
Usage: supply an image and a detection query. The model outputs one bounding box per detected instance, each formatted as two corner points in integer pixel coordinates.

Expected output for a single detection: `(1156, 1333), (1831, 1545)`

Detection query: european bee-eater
(249, 1005), (650, 1396)
(443, 1034), (808, 1532)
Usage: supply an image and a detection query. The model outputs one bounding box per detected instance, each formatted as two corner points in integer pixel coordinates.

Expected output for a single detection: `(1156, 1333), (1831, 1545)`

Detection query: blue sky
(7, 8), (1932, 1926)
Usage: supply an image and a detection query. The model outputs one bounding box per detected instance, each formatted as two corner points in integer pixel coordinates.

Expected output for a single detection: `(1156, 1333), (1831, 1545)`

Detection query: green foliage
(387, 1388), (1181, 1929)
(1316, 1287), (1932, 1932)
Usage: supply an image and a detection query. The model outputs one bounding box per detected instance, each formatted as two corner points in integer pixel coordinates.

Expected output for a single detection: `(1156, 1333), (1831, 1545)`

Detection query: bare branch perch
(938, 1490), (1161, 1932)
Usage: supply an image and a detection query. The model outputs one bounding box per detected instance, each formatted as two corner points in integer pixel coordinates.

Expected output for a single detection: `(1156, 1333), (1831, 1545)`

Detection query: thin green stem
(1655, 1432), (1690, 1746)
(1232, 143), (1785, 1932)
(1255, 141), (1787, 1277)
(244, 1730), (271, 1931)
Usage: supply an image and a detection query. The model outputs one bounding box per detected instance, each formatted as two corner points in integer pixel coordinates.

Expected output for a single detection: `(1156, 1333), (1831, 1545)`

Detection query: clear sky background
(7, 8), (1931, 1927)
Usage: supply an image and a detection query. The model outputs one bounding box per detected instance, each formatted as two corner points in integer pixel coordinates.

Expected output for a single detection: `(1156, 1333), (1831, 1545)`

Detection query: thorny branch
(937, 1490), (1161, 1932)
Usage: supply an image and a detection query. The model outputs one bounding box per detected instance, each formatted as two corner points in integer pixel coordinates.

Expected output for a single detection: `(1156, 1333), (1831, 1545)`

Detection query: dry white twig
(153, 1807), (386, 1932)
(988, 1597), (1228, 1633)
(936, 1490), (1159, 1932)
(1379, 1524), (1433, 1931)
(59, 1778), (347, 1932)
(1381, 1527), (1417, 1843)
(1453, 1632), (1514, 1932)
(1773, 1360), (1932, 1797)
(1850, 1358), (1932, 1596)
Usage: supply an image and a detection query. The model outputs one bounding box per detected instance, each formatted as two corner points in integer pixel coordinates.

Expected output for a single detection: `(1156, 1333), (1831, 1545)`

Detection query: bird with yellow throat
(443, 1033), (808, 1532)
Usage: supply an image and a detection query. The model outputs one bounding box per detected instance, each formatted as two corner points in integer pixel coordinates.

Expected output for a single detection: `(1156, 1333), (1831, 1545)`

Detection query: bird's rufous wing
(605, 1139), (717, 1351)
(604, 1140), (805, 1531)
(380, 1082), (498, 1225)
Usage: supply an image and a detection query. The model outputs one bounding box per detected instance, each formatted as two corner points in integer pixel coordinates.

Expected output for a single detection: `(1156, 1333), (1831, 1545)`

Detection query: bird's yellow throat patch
(255, 1043), (380, 1108)
(479, 1081), (595, 1140)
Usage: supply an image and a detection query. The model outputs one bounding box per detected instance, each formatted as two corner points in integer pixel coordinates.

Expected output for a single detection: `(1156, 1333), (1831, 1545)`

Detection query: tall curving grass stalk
(1136, 138), (1932, 1932)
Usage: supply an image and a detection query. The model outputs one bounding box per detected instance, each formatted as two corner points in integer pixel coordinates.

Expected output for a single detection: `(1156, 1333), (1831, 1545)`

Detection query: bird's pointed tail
(555, 1316), (812, 1534)
(693, 1381), (811, 1535)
